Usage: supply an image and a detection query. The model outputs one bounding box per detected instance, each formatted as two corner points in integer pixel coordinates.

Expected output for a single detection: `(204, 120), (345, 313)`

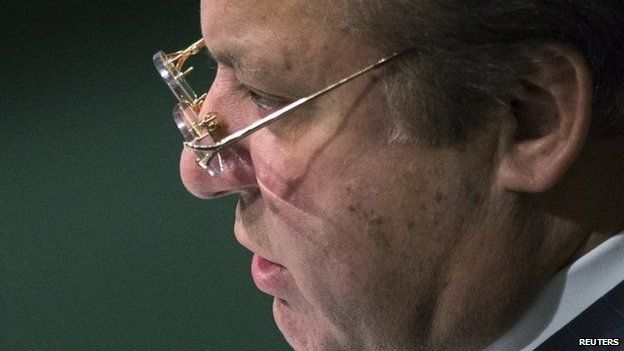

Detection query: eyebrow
(205, 47), (262, 78)
(205, 45), (307, 97)
(207, 49), (240, 69)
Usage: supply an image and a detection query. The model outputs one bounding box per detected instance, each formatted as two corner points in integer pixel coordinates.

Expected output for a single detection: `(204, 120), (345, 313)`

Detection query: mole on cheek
(407, 220), (416, 230)
(281, 50), (294, 71)
(434, 191), (445, 203)
(346, 203), (391, 250)
(346, 203), (367, 222)
(284, 59), (293, 71)
(366, 213), (391, 251)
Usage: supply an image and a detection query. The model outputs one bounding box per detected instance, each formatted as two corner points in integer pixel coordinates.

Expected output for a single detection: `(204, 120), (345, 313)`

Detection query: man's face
(181, 1), (503, 350)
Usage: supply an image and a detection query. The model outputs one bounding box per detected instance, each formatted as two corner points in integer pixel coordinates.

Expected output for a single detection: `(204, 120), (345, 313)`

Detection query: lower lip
(251, 254), (290, 298)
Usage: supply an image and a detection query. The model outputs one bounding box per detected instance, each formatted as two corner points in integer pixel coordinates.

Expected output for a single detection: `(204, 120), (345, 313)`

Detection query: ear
(495, 44), (593, 193)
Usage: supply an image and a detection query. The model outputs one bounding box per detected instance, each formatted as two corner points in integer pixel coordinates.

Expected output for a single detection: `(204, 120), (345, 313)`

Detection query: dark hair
(347, 1), (624, 145)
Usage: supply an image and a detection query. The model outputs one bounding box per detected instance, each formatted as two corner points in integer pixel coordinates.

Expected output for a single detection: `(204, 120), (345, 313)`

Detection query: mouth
(251, 253), (292, 299)
(233, 206), (294, 300)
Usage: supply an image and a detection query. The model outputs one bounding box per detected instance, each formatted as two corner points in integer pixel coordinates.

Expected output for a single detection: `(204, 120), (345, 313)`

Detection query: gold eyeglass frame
(154, 38), (407, 173)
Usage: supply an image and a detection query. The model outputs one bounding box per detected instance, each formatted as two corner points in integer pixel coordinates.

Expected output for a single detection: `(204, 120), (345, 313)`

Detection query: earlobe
(495, 44), (593, 193)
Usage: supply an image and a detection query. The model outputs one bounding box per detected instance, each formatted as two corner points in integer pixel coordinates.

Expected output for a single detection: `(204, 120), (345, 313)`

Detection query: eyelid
(202, 50), (290, 108)
(246, 85), (289, 103)
(246, 85), (289, 110)
(202, 46), (295, 100)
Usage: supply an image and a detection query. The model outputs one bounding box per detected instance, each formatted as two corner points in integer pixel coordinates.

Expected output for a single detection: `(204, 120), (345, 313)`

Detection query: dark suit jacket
(535, 280), (624, 351)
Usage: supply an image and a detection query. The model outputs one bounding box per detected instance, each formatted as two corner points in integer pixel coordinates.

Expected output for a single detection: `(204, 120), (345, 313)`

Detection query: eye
(247, 88), (287, 111)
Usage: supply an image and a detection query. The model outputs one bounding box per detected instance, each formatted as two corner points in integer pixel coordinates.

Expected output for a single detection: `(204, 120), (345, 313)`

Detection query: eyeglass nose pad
(173, 103), (229, 176)
(173, 103), (226, 142)
(193, 112), (228, 176)
(197, 112), (226, 140)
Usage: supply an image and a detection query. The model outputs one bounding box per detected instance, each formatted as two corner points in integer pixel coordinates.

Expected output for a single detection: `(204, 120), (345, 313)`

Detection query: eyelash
(246, 88), (284, 111)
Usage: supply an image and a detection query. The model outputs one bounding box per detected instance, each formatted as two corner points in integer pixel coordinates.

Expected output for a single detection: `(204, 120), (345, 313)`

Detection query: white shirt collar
(485, 231), (624, 351)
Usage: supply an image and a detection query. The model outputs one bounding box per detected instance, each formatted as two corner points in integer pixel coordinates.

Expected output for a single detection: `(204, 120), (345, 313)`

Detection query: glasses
(153, 38), (406, 176)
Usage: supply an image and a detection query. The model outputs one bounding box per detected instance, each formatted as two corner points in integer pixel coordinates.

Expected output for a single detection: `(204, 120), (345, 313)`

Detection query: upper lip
(233, 188), (286, 266)
(233, 217), (284, 267)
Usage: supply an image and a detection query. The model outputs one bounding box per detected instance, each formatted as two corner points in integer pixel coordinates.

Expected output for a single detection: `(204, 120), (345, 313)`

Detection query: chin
(273, 298), (358, 351)
(273, 298), (309, 350)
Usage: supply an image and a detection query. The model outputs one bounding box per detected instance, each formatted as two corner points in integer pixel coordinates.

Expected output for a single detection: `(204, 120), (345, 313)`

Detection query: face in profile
(179, 1), (529, 350)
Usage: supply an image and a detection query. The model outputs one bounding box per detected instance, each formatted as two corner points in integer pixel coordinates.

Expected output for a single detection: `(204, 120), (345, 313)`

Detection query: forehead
(199, 0), (370, 86)
(200, 0), (327, 37)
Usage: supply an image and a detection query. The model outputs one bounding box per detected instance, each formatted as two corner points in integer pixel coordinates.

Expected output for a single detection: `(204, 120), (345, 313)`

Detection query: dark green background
(2, 1), (289, 350)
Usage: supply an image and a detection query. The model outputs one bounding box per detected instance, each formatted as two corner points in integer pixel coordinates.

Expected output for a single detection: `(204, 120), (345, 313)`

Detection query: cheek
(248, 84), (379, 204)
(282, 204), (443, 345)
(252, 131), (343, 213)
(263, 158), (473, 335)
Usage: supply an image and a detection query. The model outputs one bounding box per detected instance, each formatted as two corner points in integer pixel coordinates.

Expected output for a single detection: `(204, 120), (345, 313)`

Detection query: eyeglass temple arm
(169, 39), (206, 71)
(184, 51), (405, 158)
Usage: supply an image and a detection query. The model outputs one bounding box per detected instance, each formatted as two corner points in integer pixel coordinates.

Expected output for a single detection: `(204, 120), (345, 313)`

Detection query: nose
(180, 145), (257, 199)
(179, 86), (258, 199)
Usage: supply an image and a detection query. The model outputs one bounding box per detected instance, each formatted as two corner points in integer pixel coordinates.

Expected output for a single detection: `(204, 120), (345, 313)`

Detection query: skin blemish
(407, 220), (416, 230)
(347, 203), (370, 222)
(281, 50), (294, 71)
(366, 213), (391, 251)
(369, 216), (383, 226)
(471, 192), (482, 205)
(284, 59), (293, 71)
(434, 191), (445, 203)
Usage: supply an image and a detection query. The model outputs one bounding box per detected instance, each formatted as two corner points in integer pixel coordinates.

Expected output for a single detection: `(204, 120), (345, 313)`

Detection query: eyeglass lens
(154, 42), (229, 176)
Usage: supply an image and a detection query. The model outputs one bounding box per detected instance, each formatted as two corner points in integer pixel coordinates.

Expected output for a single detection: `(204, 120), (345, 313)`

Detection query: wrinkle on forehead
(201, 0), (320, 38)
(201, 0), (364, 89)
